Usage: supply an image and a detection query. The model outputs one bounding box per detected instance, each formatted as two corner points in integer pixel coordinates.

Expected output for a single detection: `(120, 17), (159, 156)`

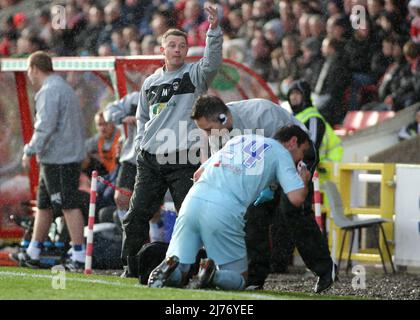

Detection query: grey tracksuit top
(23, 74), (86, 164)
(135, 26), (223, 155)
(103, 92), (139, 165)
(208, 99), (309, 155)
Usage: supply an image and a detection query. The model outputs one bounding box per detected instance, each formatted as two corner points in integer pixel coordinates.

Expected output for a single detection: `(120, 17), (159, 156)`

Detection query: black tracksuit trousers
(121, 151), (199, 266)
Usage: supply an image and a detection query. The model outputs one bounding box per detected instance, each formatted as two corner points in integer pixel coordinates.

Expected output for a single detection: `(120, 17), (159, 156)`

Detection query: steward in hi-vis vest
(288, 80), (343, 180)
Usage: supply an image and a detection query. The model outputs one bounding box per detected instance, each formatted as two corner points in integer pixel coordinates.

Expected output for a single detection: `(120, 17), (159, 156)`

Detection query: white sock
(72, 247), (86, 263)
(26, 242), (41, 260)
(116, 209), (127, 222)
(149, 221), (165, 242)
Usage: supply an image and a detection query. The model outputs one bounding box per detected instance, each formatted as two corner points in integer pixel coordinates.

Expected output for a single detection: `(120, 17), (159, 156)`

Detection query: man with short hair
(104, 92), (139, 223)
(190, 95), (336, 293)
(120, 4), (223, 277)
(84, 111), (120, 176)
(18, 51), (86, 271)
(148, 126), (311, 290)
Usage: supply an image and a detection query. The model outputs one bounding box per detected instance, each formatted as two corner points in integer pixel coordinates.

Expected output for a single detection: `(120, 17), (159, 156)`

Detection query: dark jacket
(370, 52), (394, 82)
(300, 54), (324, 91)
(313, 53), (351, 125)
(344, 35), (379, 74)
(389, 60), (420, 111)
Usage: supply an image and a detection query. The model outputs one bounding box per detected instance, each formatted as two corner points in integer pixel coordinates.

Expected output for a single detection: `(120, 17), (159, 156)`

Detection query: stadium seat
(322, 181), (396, 274)
(334, 110), (395, 136)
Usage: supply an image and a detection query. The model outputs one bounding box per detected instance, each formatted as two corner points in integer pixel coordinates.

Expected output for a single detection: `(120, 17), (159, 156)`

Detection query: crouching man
(148, 125), (311, 290)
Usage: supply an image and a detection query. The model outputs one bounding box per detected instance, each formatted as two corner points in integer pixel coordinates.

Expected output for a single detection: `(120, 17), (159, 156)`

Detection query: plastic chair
(322, 181), (396, 274)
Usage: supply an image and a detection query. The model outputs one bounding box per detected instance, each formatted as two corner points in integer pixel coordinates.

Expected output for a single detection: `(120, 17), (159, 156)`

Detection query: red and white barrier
(84, 170), (97, 275)
(313, 170), (323, 232)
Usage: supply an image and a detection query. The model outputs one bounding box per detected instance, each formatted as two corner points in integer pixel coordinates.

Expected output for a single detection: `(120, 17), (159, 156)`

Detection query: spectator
(327, 14), (351, 43)
(345, 19), (379, 110)
(128, 38), (142, 55)
(241, 0), (253, 22)
(299, 37), (324, 89)
(111, 29), (128, 55)
(293, 0), (308, 20)
(409, 0), (420, 44)
(263, 18), (284, 49)
(76, 5), (105, 55)
(398, 106), (420, 140)
(384, 0), (408, 35)
(0, 0), (21, 9)
(250, 34), (272, 81)
(279, 0), (295, 23)
(309, 14), (327, 44)
(97, 1), (126, 46)
(1, 15), (18, 40)
(378, 36), (406, 102)
(35, 9), (52, 46)
(150, 8), (177, 43)
(225, 9), (244, 39)
(385, 40), (420, 111)
(19, 51), (87, 271)
(327, 0), (345, 16)
(122, 25), (140, 48)
(371, 35), (396, 82)
(182, 0), (205, 33)
(376, 11), (403, 42)
(367, 0), (386, 30)
(277, 35), (302, 98)
(13, 12), (29, 33)
(298, 13), (312, 41)
(122, 0), (151, 26)
(141, 34), (158, 55)
(97, 43), (113, 56)
(83, 111), (120, 177)
(0, 16), (18, 56)
(313, 37), (351, 125)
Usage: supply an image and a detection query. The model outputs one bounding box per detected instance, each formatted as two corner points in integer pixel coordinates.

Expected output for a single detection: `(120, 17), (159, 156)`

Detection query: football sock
(72, 244), (86, 263)
(212, 270), (245, 290)
(116, 209), (126, 222)
(26, 241), (41, 260)
(149, 220), (165, 242)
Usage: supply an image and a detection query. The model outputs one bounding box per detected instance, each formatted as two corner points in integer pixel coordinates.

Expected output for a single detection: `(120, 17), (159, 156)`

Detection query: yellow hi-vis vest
(296, 107), (343, 162)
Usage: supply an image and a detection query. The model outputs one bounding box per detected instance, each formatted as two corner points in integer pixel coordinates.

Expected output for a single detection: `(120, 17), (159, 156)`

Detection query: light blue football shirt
(189, 134), (304, 214)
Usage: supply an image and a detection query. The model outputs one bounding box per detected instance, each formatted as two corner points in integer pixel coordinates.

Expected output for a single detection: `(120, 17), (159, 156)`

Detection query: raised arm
(189, 4), (223, 87)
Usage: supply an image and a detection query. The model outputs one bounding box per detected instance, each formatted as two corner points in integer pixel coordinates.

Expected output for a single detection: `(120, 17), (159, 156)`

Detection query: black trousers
(121, 151), (199, 265)
(246, 142), (332, 286)
(246, 186), (332, 286)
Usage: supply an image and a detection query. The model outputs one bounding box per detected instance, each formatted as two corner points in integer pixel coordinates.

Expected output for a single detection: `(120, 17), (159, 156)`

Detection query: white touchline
(0, 271), (281, 300)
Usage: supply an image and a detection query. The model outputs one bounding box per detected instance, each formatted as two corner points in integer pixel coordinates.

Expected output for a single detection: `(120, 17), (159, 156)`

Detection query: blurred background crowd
(1, 0), (419, 125)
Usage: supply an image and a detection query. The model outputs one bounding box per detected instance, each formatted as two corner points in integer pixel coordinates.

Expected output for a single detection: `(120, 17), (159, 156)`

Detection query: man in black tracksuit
(120, 5), (223, 277)
(267, 80), (327, 274)
(245, 81), (335, 293)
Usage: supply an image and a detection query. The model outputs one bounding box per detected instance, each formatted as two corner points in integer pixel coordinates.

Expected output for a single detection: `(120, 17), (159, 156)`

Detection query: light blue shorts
(166, 195), (247, 268)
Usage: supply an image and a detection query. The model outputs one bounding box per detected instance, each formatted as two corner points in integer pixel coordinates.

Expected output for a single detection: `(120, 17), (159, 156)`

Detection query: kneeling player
(148, 125), (311, 290)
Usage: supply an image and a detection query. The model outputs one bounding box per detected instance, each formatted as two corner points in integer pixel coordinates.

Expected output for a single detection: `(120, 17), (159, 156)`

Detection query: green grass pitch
(0, 266), (359, 300)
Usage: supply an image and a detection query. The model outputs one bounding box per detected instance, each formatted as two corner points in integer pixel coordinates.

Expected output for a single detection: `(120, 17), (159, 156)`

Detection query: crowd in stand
(1, 0), (420, 125)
